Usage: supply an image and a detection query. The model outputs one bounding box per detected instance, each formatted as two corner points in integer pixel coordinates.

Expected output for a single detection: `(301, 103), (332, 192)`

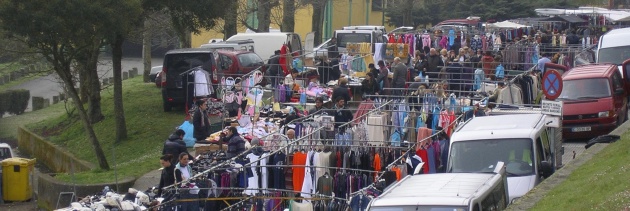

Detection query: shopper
(308, 97), (326, 116)
(426, 48), (444, 81)
(361, 72), (380, 99)
(267, 50), (282, 86)
(332, 97), (353, 135)
(284, 69), (300, 92)
(192, 99), (210, 141)
(221, 126), (247, 159)
(376, 60), (391, 95)
(332, 77), (351, 106)
(162, 129), (192, 163)
(391, 57), (408, 95)
(481, 51), (495, 78)
(174, 152), (199, 211)
(156, 154), (175, 198)
(537, 53), (551, 73)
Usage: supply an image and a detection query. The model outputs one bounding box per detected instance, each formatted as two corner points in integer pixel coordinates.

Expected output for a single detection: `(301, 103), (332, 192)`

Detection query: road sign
(541, 100), (563, 116)
(542, 69), (563, 100)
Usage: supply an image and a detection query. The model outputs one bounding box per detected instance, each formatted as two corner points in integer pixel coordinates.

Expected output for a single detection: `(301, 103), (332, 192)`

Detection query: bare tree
(281, 0), (296, 32)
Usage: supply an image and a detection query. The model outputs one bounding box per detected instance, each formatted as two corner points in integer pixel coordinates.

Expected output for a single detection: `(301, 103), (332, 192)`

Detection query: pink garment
(416, 127), (433, 150)
(439, 36), (448, 50)
(422, 34), (431, 48)
(305, 90), (318, 97)
(353, 100), (374, 124)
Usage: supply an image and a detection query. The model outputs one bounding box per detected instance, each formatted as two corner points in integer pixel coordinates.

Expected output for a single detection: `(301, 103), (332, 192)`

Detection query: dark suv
(161, 48), (215, 112)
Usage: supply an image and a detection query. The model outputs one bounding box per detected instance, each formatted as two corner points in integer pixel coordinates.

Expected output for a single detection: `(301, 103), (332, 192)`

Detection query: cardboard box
(194, 143), (227, 155)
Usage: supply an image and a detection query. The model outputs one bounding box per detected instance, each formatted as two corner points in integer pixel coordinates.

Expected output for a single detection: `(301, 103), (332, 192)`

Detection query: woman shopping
(174, 152), (199, 211)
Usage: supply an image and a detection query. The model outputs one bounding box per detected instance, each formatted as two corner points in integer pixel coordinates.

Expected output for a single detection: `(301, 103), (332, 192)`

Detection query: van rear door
(622, 59), (630, 93)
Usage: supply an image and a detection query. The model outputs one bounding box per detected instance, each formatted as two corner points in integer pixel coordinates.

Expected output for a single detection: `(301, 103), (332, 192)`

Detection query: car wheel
(163, 101), (172, 112)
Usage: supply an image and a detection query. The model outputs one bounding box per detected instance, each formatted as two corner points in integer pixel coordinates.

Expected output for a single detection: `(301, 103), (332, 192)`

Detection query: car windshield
(237, 53), (264, 67)
(448, 138), (534, 176)
(337, 33), (371, 48)
(597, 46), (630, 64)
(558, 78), (611, 100)
(369, 206), (468, 211)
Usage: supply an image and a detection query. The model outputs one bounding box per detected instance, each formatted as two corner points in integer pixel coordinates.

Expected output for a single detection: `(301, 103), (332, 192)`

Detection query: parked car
(161, 48), (216, 112)
(546, 61), (630, 140)
(214, 50), (266, 84)
(0, 143), (14, 161)
(149, 65), (162, 82)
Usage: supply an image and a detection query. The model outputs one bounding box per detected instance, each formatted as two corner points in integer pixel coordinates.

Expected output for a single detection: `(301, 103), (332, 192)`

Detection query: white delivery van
(368, 162), (509, 211)
(226, 33), (303, 61)
(447, 112), (558, 203)
(199, 39), (255, 52)
(313, 29), (386, 58)
(597, 27), (630, 75)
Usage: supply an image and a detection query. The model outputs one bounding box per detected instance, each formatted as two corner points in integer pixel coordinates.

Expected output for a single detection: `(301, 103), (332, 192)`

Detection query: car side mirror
(539, 161), (554, 178)
(615, 88), (625, 96)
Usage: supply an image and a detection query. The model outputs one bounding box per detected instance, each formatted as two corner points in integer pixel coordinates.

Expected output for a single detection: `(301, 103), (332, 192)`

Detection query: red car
(548, 60), (630, 140)
(214, 50), (266, 84)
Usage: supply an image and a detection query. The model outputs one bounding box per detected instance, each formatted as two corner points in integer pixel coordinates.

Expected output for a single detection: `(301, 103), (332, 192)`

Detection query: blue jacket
(495, 64), (505, 79)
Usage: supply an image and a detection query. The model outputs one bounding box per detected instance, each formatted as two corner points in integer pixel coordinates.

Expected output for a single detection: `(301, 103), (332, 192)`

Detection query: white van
(447, 113), (558, 203)
(313, 29), (386, 58)
(368, 162), (509, 211)
(226, 32), (303, 61)
(199, 39), (255, 52)
(597, 27), (630, 75)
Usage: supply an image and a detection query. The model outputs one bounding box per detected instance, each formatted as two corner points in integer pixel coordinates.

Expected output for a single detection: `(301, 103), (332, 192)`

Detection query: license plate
(572, 127), (591, 132)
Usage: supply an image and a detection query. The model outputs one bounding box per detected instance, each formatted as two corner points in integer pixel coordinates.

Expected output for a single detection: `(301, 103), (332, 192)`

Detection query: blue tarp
(179, 121), (196, 147)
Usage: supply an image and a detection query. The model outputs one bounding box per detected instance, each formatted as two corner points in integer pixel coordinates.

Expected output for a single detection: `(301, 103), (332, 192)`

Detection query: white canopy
(487, 21), (530, 29)
(535, 7), (630, 22)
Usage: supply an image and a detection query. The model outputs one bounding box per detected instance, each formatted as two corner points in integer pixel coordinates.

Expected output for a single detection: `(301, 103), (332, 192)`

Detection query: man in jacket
(391, 57), (408, 95)
(192, 100), (210, 141)
(162, 129), (192, 162)
(426, 48), (444, 81)
(220, 126), (247, 158)
(332, 77), (351, 106)
(267, 50), (282, 86)
(331, 97), (353, 145)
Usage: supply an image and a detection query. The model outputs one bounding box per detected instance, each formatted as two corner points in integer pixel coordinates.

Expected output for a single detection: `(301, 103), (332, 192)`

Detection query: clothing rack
(349, 113), (465, 197)
(163, 99), (395, 193)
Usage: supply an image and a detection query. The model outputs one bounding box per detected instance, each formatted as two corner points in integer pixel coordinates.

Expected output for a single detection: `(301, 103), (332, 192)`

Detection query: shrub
(7, 89), (29, 115)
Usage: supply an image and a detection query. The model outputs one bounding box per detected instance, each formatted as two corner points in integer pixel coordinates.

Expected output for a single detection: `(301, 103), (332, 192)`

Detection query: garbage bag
(179, 121), (196, 147)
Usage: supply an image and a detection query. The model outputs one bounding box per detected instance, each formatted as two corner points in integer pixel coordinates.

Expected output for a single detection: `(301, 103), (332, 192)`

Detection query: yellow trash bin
(2, 158), (35, 201)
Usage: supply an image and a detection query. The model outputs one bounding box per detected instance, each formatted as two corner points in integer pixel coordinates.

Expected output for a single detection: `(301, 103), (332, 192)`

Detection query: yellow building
(192, 0), (396, 48)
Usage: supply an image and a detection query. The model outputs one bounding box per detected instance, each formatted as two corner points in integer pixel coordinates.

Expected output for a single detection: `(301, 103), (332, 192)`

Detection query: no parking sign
(542, 69), (563, 100)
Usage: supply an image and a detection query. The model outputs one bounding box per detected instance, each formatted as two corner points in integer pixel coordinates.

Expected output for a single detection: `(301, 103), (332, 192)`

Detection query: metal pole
(365, 0), (370, 25)
(328, 0), (333, 39)
(348, 0), (353, 25)
(381, 0), (385, 26)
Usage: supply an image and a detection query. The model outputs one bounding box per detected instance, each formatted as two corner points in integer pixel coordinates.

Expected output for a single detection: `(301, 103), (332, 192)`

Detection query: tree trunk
(179, 30), (191, 48)
(79, 68), (88, 101)
(224, 1), (238, 40)
(257, 0), (272, 32)
(86, 44), (104, 124)
(173, 21), (192, 48)
(142, 19), (152, 83)
(403, 0), (414, 26)
(312, 0), (326, 46)
(112, 34), (128, 142)
(282, 0), (295, 32)
(55, 64), (110, 170)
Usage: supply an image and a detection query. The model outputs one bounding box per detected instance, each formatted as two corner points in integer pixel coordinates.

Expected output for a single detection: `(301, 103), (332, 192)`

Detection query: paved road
(8, 57), (163, 112)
